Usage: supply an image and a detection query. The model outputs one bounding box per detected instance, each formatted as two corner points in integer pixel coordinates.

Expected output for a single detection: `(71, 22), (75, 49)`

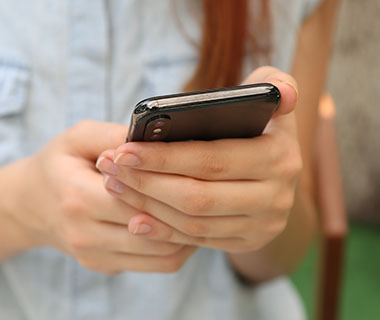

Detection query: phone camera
(151, 134), (161, 140)
(144, 116), (171, 141)
(153, 121), (165, 128)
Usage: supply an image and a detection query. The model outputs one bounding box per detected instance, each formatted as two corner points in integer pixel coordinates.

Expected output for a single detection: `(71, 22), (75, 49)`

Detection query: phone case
(126, 83), (280, 142)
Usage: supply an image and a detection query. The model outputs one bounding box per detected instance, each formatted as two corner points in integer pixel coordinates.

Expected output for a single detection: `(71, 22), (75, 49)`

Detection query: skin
(0, 0), (339, 281)
(97, 68), (301, 274)
(225, 0), (341, 282)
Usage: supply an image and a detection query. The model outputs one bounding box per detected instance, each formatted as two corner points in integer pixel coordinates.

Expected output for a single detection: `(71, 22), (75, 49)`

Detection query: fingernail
(282, 81), (299, 99)
(114, 153), (140, 167)
(98, 158), (120, 176)
(132, 223), (152, 235)
(96, 156), (105, 171)
(104, 176), (126, 194)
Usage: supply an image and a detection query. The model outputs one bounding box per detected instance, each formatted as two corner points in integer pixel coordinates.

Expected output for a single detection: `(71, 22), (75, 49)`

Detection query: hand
(97, 66), (302, 254)
(9, 121), (196, 274)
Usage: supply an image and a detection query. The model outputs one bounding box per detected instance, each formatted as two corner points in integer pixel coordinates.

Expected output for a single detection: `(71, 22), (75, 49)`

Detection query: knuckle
(284, 151), (303, 179)
(181, 181), (215, 215)
(262, 208), (289, 238)
(292, 152), (303, 176)
(59, 186), (88, 218)
(267, 136), (282, 160)
(181, 219), (209, 237)
(63, 226), (94, 250)
(130, 172), (145, 192)
(275, 138), (303, 179)
(161, 255), (185, 273)
(158, 226), (175, 243)
(272, 189), (295, 213)
(154, 147), (168, 171)
(199, 151), (226, 176)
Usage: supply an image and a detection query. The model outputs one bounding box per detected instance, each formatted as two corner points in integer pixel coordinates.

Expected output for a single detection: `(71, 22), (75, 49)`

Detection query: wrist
(0, 158), (44, 259)
(226, 252), (258, 287)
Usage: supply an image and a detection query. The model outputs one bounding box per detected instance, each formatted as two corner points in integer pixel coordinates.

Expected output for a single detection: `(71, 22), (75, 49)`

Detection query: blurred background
(291, 0), (380, 319)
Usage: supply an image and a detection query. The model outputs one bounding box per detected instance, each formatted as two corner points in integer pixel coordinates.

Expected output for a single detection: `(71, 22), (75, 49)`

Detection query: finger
(107, 168), (272, 216)
(66, 169), (187, 256)
(78, 171), (138, 225)
(127, 212), (201, 242)
(64, 120), (128, 161)
(74, 168), (154, 227)
(108, 69), (298, 181)
(84, 221), (183, 256)
(104, 171), (273, 218)
(109, 134), (283, 180)
(127, 213), (255, 252)
(78, 245), (197, 274)
(108, 189), (251, 238)
(84, 171), (187, 234)
(128, 211), (248, 241)
(95, 150), (121, 177)
(114, 183), (289, 243)
(242, 66), (298, 116)
(98, 149), (116, 160)
(92, 191), (139, 225)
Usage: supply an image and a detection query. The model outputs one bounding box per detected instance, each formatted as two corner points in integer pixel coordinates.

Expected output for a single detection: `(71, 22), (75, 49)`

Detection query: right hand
(9, 120), (196, 274)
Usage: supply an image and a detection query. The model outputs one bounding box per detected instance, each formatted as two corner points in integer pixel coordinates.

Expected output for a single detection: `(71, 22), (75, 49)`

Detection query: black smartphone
(126, 83), (280, 142)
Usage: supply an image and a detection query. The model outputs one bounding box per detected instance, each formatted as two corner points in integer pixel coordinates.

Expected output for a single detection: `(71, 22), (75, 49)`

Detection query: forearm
(226, 185), (317, 283)
(227, 0), (341, 284)
(0, 159), (40, 261)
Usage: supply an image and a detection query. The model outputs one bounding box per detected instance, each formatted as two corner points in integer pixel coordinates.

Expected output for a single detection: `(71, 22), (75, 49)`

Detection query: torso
(0, 1), (321, 319)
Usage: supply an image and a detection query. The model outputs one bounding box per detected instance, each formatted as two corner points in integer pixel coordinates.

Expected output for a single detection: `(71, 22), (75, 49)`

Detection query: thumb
(64, 120), (128, 161)
(242, 66), (298, 116)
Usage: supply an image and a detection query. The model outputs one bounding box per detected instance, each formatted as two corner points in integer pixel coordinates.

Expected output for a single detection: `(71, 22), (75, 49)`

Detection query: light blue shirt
(0, 1), (321, 319)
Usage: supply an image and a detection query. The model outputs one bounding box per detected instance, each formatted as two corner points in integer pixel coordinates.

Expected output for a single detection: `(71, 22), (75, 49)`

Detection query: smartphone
(126, 83), (280, 142)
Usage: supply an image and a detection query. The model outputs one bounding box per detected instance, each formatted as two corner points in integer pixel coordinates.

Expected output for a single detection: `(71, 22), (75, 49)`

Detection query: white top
(0, 0), (321, 319)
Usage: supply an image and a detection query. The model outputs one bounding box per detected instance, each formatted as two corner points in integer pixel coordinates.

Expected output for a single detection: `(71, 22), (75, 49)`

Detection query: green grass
(291, 222), (380, 320)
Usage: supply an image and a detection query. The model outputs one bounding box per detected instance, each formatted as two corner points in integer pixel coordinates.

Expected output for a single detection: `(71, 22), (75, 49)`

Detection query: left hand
(96, 66), (302, 254)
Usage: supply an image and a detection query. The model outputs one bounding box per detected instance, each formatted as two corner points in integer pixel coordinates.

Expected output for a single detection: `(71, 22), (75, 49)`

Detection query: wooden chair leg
(315, 95), (348, 320)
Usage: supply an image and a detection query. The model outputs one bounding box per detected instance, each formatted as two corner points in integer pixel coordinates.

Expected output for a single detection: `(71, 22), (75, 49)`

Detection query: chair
(315, 95), (348, 320)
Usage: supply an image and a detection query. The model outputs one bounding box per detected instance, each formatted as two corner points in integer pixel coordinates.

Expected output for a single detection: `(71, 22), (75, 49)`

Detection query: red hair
(184, 0), (271, 91)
